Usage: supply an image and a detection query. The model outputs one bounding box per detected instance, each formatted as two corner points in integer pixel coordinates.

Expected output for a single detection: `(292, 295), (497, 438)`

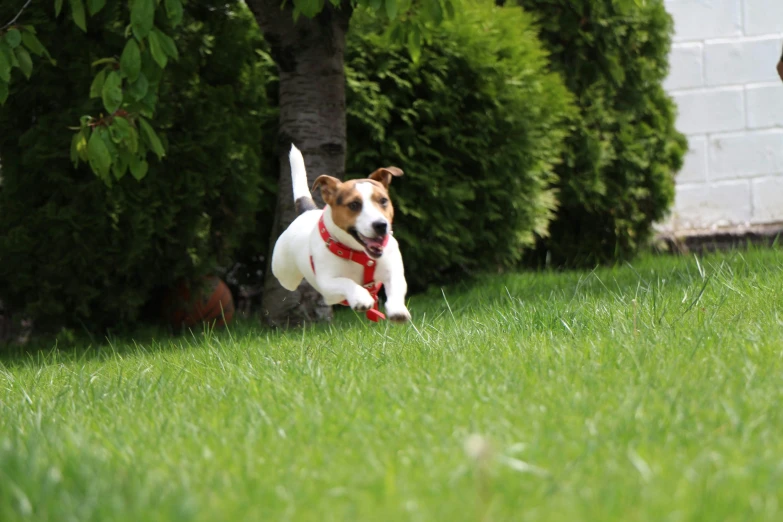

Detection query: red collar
(317, 214), (389, 265)
(310, 213), (388, 322)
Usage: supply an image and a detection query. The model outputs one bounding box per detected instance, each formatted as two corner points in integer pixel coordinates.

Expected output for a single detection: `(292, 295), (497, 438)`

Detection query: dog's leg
(381, 250), (411, 323)
(273, 258), (304, 291)
(317, 277), (376, 311)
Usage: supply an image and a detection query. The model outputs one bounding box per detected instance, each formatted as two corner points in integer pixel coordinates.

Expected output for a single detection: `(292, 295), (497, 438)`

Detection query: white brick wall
(664, 0), (783, 230)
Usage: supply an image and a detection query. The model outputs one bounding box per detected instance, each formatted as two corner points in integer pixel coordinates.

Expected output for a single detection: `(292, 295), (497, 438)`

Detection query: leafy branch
(2, 0), (450, 185)
(1, 0), (181, 186)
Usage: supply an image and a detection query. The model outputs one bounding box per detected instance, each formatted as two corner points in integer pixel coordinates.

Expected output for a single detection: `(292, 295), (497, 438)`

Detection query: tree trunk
(247, 0), (352, 327)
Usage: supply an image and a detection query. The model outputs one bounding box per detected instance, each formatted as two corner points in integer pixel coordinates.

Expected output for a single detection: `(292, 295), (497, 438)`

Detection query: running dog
(271, 145), (410, 323)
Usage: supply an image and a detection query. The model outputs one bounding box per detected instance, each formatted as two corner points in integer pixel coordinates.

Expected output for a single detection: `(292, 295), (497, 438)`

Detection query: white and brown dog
(271, 145), (411, 323)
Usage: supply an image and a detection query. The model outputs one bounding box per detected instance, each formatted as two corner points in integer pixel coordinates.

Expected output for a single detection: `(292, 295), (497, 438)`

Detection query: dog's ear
(369, 167), (404, 189)
(312, 175), (340, 205)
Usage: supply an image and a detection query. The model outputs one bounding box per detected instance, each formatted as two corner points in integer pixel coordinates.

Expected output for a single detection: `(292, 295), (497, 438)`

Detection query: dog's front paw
(385, 303), (411, 324)
(348, 288), (375, 312)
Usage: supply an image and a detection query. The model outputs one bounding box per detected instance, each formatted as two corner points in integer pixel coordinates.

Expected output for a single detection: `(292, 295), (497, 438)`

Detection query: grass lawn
(2, 247), (783, 521)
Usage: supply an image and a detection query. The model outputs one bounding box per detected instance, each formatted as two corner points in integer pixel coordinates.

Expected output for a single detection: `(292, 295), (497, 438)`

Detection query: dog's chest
(310, 242), (387, 288)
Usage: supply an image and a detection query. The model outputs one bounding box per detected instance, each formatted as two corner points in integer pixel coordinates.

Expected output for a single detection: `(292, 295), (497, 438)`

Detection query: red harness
(310, 214), (388, 322)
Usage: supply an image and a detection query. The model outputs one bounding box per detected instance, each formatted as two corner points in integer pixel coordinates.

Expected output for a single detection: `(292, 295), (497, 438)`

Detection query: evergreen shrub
(345, 2), (574, 289)
(516, 0), (687, 266)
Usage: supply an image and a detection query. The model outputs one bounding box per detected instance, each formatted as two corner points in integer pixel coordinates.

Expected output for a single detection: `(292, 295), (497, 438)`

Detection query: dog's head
(312, 167), (404, 258)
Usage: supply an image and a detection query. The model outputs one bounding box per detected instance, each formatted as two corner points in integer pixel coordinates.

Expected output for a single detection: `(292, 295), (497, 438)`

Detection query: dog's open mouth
(349, 229), (387, 258)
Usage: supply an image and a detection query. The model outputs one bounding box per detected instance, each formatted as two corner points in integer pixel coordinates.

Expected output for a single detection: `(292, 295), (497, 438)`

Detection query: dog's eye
(379, 198), (389, 207)
(348, 201), (362, 212)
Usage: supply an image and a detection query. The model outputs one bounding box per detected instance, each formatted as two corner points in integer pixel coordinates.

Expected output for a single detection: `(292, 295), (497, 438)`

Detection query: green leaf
(109, 115), (131, 143)
(291, 7), (301, 22)
(87, 129), (112, 179)
(128, 154), (148, 180)
(21, 31), (49, 59)
(153, 29), (178, 60)
(1, 41), (19, 69)
(131, 0), (155, 40)
(5, 30), (22, 49)
(141, 89), (157, 110)
(70, 130), (81, 165)
(0, 80), (8, 104)
(164, 0), (184, 27)
(407, 25), (422, 63)
(443, 0), (455, 19)
(15, 47), (32, 79)
(120, 39), (141, 82)
(126, 72), (149, 101)
(292, 0), (320, 18)
(113, 115), (132, 133)
(87, 0), (106, 16)
(126, 125), (139, 153)
(138, 117), (165, 159)
(147, 31), (167, 68)
(98, 126), (119, 163)
(369, 0), (382, 11)
(89, 68), (106, 98)
(70, 129), (90, 165)
(137, 101), (154, 118)
(112, 154), (129, 180)
(70, 0), (87, 32)
(0, 45), (10, 83)
(101, 70), (123, 114)
(55, 0), (65, 16)
(91, 57), (117, 67)
(385, 0), (397, 19)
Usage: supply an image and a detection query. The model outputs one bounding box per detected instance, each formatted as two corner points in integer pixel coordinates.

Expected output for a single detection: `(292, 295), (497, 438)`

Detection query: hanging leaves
(87, 0), (106, 16)
(0, 45), (11, 82)
(153, 29), (179, 60)
(4, 29), (22, 49)
(147, 30), (168, 68)
(131, 0), (155, 40)
(5, 0), (458, 187)
(128, 154), (149, 180)
(89, 68), (106, 98)
(126, 72), (149, 101)
(139, 117), (165, 159)
(87, 129), (112, 182)
(70, 0), (87, 32)
(164, 0), (184, 27)
(15, 47), (33, 79)
(101, 70), (123, 114)
(120, 39), (141, 82)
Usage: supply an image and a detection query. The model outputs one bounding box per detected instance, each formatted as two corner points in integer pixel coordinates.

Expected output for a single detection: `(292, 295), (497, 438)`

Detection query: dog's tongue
(365, 236), (386, 250)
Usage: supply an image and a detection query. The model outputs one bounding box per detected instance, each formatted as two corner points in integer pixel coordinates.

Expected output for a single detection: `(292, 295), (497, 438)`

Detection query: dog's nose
(372, 221), (388, 236)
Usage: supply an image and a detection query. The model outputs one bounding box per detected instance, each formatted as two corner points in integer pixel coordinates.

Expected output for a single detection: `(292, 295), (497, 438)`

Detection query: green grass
(2, 247), (783, 521)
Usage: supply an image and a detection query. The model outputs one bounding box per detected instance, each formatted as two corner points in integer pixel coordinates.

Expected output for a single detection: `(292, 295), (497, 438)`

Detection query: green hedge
(515, 0), (687, 267)
(0, 1), (275, 331)
(1, 0), (685, 332)
(345, 2), (574, 290)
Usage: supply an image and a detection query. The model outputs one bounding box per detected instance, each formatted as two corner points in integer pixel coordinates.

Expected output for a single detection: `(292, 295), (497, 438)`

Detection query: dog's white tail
(290, 144), (310, 201)
(290, 144), (318, 215)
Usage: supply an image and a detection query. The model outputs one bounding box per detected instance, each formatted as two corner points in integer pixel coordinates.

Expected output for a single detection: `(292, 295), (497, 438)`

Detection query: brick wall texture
(664, 0), (783, 229)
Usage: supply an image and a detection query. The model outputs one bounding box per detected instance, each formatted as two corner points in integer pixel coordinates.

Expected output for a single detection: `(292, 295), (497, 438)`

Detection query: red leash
(310, 213), (388, 322)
